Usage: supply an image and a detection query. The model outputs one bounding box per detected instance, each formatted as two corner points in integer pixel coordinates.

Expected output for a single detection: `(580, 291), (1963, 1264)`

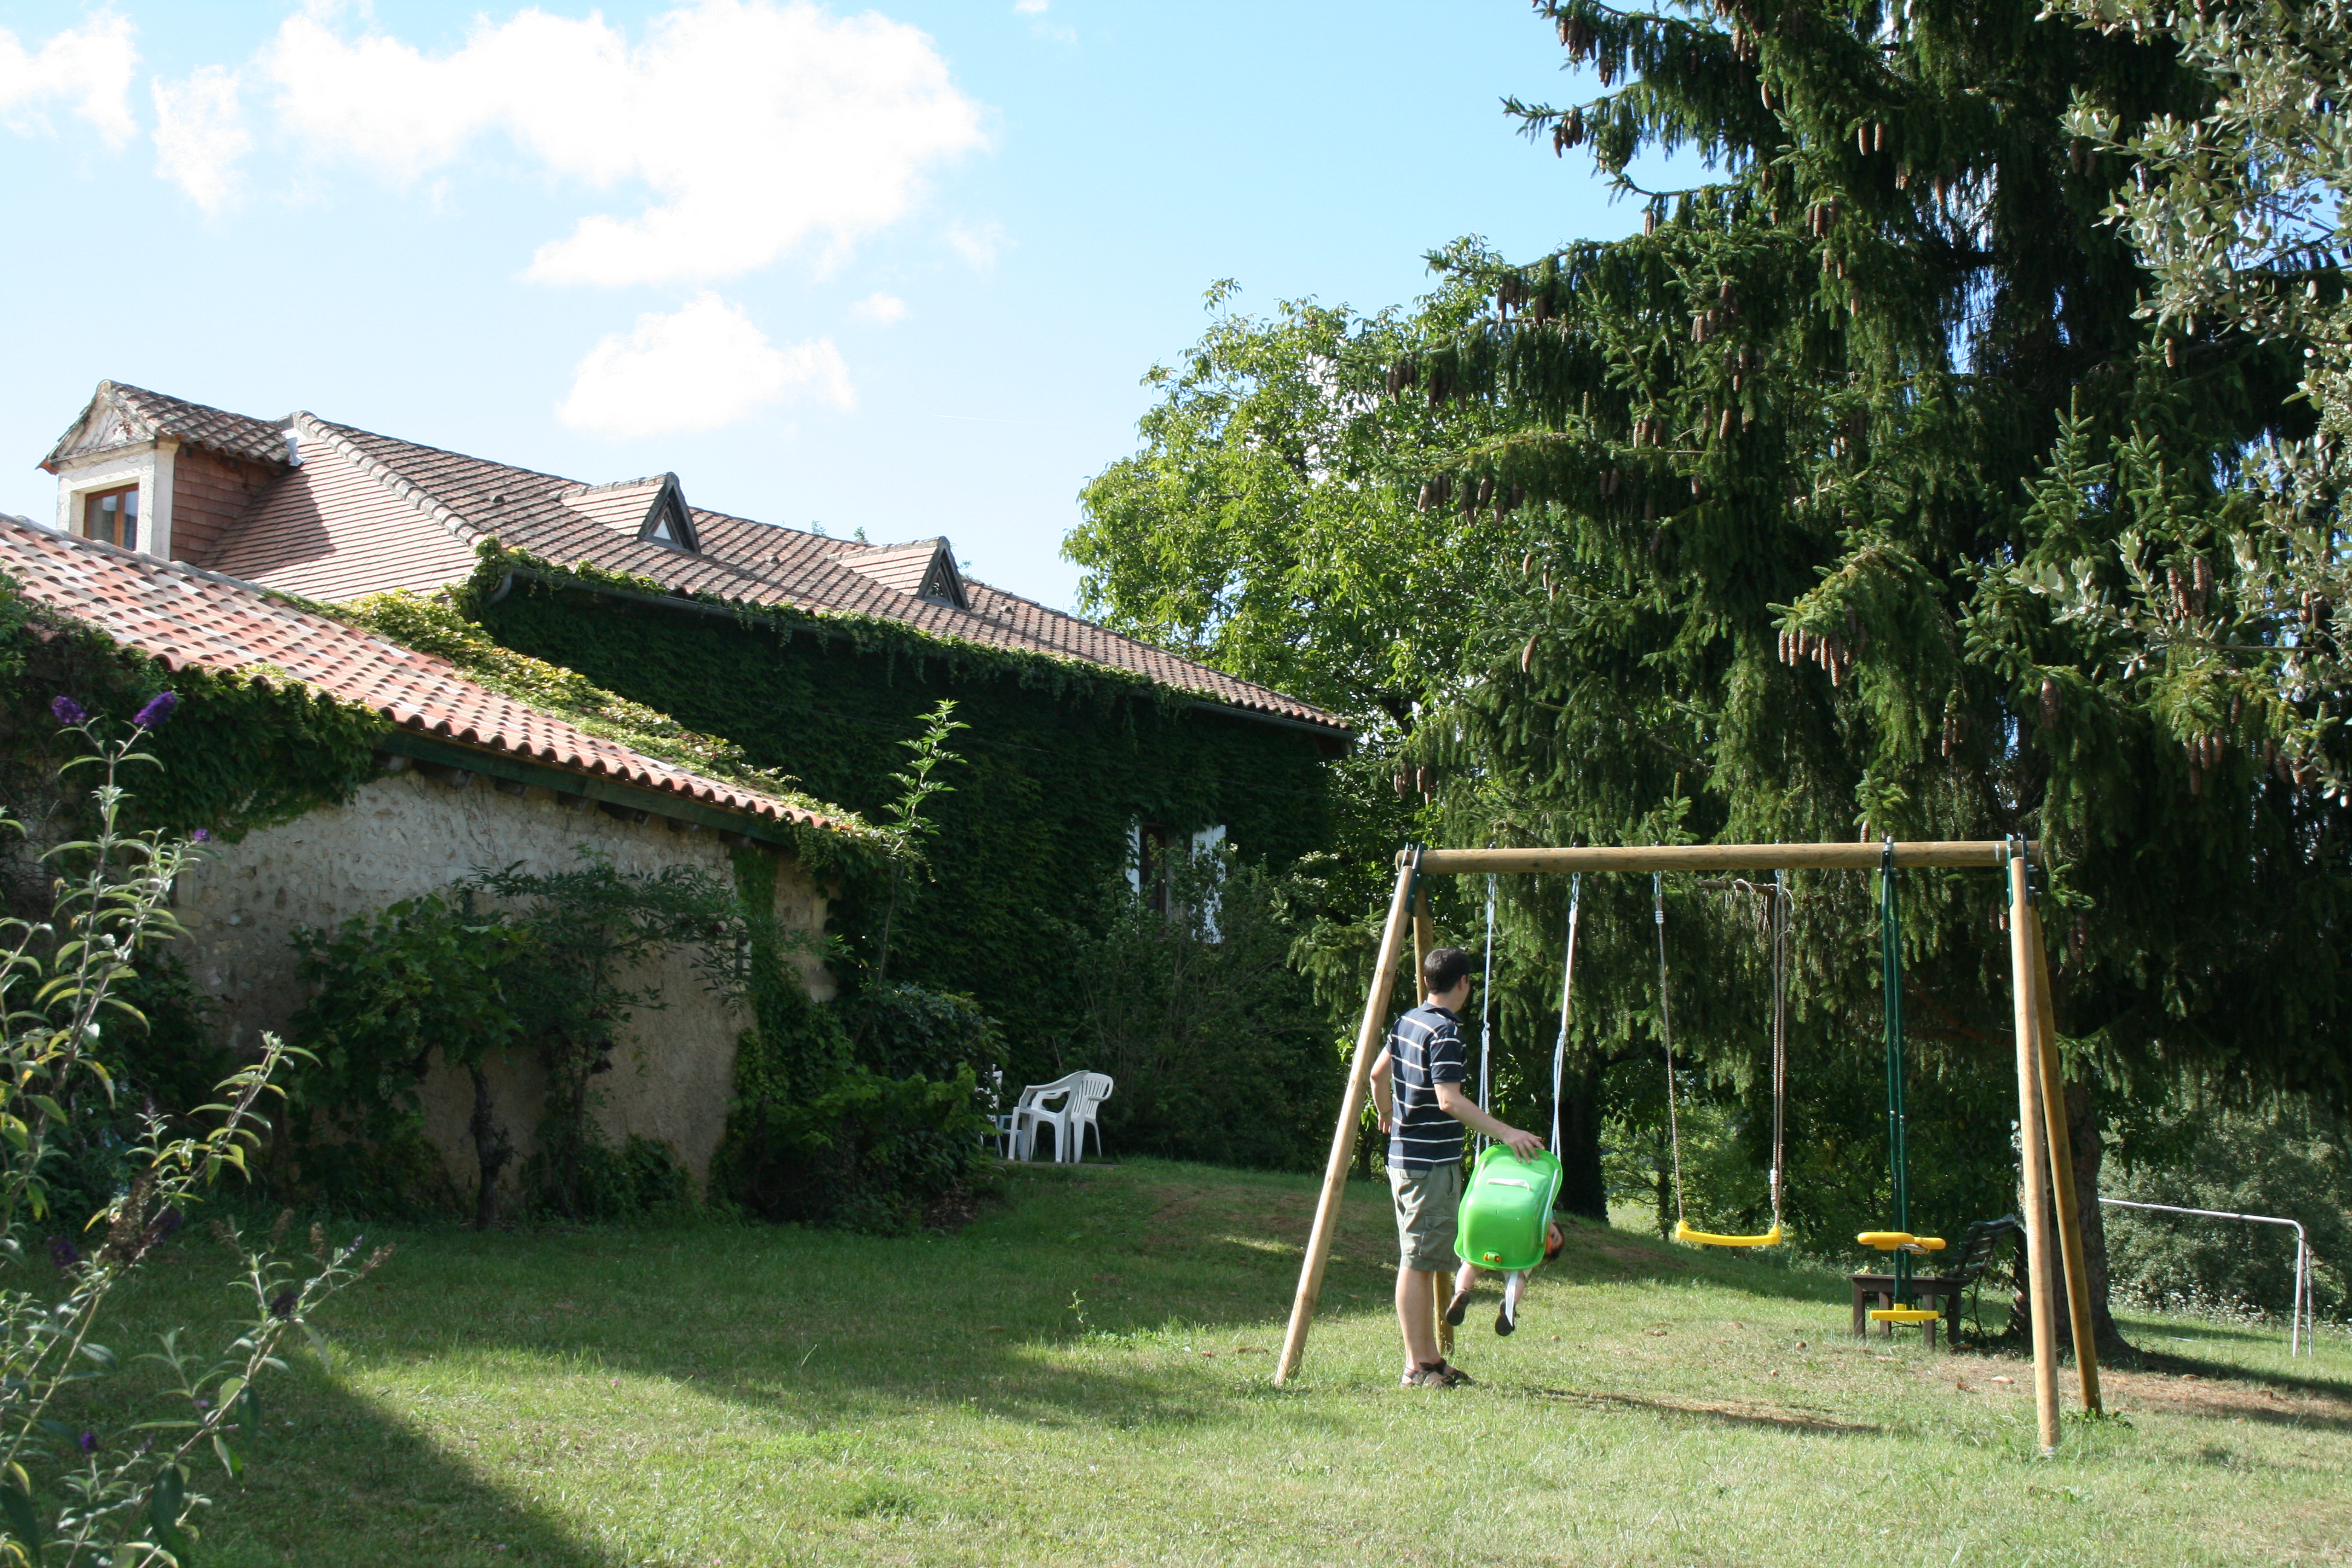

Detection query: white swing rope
(1478, 875), (1495, 1117)
(1550, 875), (1580, 1159)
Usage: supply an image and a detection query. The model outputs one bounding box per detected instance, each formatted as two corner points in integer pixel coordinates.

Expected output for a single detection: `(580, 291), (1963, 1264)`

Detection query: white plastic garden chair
(1005, 1071), (1114, 1163)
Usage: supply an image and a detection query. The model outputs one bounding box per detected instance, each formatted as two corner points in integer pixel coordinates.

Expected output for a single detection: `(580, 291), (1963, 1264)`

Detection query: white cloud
(0, 13), (137, 146)
(850, 291), (907, 324)
(1013, 1), (1050, 13)
(152, 66), (249, 213)
(256, 0), (986, 287)
(946, 218), (1008, 269)
(558, 292), (852, 439)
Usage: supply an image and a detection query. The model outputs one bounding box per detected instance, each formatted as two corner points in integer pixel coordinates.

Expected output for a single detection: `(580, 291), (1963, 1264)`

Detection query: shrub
(1063, 854), (1338, 1171)
(288, 858), (743, 1226)
(849, 980), (1004, 1082)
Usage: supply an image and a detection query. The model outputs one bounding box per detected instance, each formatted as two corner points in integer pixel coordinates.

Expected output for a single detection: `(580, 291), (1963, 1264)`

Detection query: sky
(0, 0), (1650, 612)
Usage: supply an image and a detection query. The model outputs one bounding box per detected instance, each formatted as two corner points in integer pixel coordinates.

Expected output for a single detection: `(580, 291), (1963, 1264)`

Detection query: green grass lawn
(94, 1159), (2351, 1567)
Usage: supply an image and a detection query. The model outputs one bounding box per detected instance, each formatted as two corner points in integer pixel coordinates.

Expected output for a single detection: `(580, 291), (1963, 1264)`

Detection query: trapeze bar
(1405, 840), (2039, 875)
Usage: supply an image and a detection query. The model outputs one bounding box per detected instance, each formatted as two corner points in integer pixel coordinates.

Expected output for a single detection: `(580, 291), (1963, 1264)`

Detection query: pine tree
(1402, 0), (2347, 1354)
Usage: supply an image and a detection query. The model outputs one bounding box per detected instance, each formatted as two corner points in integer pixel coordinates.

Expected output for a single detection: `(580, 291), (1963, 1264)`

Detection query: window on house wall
(1129, 821), (1175, 916)
(1126, 821), (1229, 935)
(80, 486), (137, 550)
(1191, 825), (1227, 941)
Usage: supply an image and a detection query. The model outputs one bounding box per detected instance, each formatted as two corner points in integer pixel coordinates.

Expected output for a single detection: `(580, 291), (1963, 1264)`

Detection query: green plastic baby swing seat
(1454, 1144), (1564, 1272)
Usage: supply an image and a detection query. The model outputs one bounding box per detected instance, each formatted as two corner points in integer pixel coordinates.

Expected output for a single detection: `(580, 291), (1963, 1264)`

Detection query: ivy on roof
(458, 540), (1229, 719)
(332, 588), (885, 871)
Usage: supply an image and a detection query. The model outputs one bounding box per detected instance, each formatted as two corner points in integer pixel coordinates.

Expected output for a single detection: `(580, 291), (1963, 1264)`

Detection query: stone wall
(172, 765), (831, 1205)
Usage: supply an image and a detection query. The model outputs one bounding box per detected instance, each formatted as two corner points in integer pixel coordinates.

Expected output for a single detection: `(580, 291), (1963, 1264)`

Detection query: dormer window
(834, 536), (970, 610)
(560, 472), (698, 553)
(80, 485), (138, 549)
(642, 489), (696, 550)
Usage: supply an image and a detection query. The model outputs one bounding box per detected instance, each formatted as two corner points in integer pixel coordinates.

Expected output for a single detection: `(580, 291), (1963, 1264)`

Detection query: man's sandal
(1401, 1359), (1475, 1388)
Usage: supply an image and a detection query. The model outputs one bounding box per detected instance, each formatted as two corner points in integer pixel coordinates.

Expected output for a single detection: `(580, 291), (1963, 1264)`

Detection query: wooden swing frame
(1270, 838), (2104, 1456)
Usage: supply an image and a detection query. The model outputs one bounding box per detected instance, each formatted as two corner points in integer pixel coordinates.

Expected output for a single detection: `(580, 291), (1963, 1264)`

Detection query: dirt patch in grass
(1520, 1384), (1883, 1437)
(2103, 1367), (2352, 1432)
(1585, 1240), (1690, 1273)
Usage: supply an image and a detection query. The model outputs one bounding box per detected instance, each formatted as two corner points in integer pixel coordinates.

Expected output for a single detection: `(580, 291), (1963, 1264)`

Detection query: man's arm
(1434, 1082), (1544, 1160)
(1369, 1049), (1393, 1134)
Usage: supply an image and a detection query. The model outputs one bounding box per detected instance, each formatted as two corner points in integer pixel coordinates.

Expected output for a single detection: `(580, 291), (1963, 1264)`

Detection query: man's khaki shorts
(1388, 1160), (1462, 1273)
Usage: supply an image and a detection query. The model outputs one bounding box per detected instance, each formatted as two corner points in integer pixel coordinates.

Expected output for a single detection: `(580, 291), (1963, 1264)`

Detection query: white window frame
(53, 440), (176, 559)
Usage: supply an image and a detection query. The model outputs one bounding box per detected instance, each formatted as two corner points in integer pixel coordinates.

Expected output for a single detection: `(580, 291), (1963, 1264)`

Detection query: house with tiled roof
(0, 514), (840, 1207)
(37, 380), (1348, 1075)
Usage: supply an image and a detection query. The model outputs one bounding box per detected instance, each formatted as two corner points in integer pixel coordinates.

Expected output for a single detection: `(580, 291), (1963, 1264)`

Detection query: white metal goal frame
(2099, 1197), (2320, 1356)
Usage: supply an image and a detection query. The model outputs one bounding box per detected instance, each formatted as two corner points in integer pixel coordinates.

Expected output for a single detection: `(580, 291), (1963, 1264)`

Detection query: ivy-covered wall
(1, 583), (388, 910)
(473, 578), (1338, 1076)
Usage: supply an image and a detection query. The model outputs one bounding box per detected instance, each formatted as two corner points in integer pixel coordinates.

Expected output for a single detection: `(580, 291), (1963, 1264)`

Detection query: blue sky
(0, 0), (1646, 610)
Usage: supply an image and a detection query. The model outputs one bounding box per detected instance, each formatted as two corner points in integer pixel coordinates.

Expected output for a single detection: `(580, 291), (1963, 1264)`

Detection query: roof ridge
(309, 417), (583, 490)
(293, 414), (482, 550)
(562, 474), (675, 497)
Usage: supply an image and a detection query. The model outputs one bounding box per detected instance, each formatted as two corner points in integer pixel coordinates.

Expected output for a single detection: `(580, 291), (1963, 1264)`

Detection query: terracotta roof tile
(103, 383), (292, 465)
(0, 516), (842, 836)
(286, 419), (1345, 731)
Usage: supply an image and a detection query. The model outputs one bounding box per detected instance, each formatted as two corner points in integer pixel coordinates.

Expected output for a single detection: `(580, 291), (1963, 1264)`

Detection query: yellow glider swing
(1655, 871), (1788, 1248)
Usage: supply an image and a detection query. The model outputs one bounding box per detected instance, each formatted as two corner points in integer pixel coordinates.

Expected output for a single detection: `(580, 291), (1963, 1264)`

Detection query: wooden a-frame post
(2007, 845), (2064, 1454)
(1275, 837), (2086, 1454)
(2027, 901), (2104, 1416)
(1273, 849), (1419, 1385)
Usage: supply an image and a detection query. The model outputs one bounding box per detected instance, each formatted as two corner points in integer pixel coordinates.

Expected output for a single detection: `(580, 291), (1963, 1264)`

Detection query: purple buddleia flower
(47, 1236), (79, 1271)
(77, 1430), (96, 1455)
(50, 695), (87, 725)
(132, 691), (178, 728)
(191, 828), (211, 843)
(269, 1289), (296, 1321)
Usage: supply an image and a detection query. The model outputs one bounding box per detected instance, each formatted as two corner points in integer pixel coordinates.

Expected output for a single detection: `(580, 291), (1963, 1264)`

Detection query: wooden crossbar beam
(1408, 840), (2036, 874)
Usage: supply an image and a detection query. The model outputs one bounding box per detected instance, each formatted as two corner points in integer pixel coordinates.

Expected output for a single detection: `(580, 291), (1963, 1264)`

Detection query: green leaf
(0, 1475), (42, 1566)
(211, 1433), (241, 1480)
(148, 1462), (187, 1537)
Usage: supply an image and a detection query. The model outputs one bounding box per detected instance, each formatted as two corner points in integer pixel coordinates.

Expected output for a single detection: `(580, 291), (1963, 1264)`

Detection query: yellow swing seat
(1855, 1230), (1946, 1252)
(1869, 1307), (1944, 1324)
(1674, 1221), (1783, 1249)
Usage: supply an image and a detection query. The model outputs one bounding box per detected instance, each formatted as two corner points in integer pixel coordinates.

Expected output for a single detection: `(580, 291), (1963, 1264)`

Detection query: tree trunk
(1555, 1064), (1609, 1221)
(2057, 1079), (2133, 1362)
(467, 1063), (512, 1232)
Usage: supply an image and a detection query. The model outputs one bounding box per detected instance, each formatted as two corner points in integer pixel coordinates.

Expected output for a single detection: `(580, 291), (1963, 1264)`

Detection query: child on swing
(1447, 1214), (1566, 1337)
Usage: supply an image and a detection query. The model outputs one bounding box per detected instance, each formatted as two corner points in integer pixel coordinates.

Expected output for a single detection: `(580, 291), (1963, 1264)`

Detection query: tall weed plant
(2, 697), (381, 1565)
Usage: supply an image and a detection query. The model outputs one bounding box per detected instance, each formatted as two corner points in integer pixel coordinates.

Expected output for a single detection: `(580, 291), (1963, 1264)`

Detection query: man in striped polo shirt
(1371, 946), (1546, 1388)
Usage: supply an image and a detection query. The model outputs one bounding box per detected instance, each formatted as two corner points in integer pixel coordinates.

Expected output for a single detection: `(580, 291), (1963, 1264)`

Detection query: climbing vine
(458, 544), (1339, 1079)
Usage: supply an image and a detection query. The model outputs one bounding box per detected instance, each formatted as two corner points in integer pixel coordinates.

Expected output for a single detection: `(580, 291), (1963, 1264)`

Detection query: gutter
(497, 565), (1354, 747)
